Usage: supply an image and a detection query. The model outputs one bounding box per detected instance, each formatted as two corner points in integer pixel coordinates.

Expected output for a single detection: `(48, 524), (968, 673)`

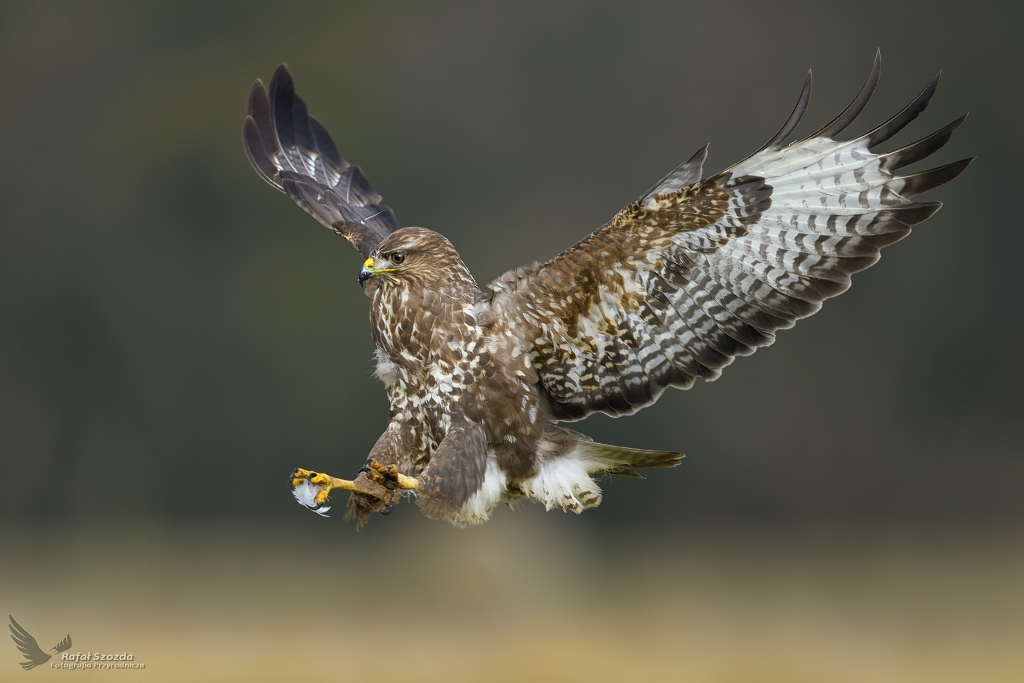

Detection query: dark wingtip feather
(881, 114), (967, 171)
(289, 90), (318, 175)
(689, 143), (710, 165)
(759, 69), (812, 151)
(269, 63), (295, 112)
(246, 78), (266, 112)
(808, 49), (881, 141)
(245, 63), (401, 254)
(246, 79), (277, 156)
(267, 68), (284, 112)
(243, 116), (281, 189)
(897, 158), (974, 197)
(864, 71), (941, 148)
(677, 142), (710, 181)
(270, 64), (295, 115)
(269, 63), (300, 174)
(640, 143), (710, 200)
(887, 201), (943, 226)
(309, 115), (346, 173)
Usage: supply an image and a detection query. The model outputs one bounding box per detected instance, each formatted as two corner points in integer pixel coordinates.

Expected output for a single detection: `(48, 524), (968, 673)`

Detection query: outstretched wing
(9, 616), (51, 670)
(53, 634), (72, 653)
(243, 64), (400, 258)
(490, 52), (972, 421)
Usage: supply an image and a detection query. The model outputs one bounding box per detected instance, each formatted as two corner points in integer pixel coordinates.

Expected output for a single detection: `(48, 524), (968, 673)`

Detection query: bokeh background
(1, 1), (1022, 681)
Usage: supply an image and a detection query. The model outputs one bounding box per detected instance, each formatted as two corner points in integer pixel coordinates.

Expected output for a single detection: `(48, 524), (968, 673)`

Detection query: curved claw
(288, 463), (417, 523)
(289, 467), (316, 483)
(379, 505), (394, 516)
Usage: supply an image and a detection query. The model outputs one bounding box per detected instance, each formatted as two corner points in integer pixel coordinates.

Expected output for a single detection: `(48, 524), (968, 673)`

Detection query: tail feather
(522, 428), (683, 514)
(573, 441), (684, 477)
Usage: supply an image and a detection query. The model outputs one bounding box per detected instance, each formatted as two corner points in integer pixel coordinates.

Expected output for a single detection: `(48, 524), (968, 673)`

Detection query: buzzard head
(359, 227), (475, 295)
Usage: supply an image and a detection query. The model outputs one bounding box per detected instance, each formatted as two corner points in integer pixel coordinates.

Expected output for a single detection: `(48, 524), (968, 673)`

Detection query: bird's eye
(391, 251), (406, 264)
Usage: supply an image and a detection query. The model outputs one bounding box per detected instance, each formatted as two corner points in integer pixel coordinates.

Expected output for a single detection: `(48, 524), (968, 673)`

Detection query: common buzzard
(242, 52), (970, 527)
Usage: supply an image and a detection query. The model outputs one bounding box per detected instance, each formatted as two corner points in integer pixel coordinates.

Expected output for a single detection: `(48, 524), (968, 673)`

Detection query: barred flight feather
(243, 64), (399, 258)
(493, 53), (972, 421)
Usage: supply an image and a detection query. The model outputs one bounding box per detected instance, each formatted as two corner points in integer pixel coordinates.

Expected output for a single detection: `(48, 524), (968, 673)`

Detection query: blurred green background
(1, 1), (1021, 681)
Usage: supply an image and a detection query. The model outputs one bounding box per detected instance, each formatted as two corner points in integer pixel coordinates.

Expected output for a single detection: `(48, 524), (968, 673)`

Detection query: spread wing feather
(242, 64), (400, 258)
(491, 53), (972, 421)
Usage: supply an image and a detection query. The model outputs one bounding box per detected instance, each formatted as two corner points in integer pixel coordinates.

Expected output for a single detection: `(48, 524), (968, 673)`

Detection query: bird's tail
(517, 428), (683, 515)
(573, 440), (684, 477)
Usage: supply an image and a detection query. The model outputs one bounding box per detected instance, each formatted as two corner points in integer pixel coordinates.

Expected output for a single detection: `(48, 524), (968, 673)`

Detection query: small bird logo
(8, 616), (72, 670)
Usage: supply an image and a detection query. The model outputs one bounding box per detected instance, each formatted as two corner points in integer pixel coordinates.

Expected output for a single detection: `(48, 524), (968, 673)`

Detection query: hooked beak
(358, 257), (375, 287)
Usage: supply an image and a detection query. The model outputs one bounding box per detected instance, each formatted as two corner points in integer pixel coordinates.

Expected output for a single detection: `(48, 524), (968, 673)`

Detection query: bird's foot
(356, 459), (419, 515)
(289, 464), (417, 517)
(358, 458), (418, 491)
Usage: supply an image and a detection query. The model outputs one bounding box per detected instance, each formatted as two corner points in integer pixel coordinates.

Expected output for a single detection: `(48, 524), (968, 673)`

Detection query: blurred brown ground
(1, 1), (1022, 680)
(4, 515), (1023, 682)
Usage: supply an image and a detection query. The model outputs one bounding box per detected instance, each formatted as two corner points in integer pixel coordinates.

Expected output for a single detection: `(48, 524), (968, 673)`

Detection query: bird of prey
(9, 616), (72, 670)
(242, 51), (970, 527)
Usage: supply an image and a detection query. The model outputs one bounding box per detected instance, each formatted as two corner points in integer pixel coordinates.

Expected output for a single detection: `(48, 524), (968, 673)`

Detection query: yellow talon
(361, 459), (418, 490)
(289, 464), (418, 516)
(309, 472), (333, 486)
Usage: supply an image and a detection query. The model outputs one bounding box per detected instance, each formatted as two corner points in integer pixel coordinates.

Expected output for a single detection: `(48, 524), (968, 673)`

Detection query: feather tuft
(291, 480), (331, 517)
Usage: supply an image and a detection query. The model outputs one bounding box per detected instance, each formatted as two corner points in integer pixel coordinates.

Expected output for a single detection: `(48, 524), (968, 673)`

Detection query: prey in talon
(244, 53), (970, 528)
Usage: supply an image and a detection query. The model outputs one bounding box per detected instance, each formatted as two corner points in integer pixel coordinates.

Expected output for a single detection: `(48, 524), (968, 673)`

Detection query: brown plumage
(244, 54), (971, 527)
